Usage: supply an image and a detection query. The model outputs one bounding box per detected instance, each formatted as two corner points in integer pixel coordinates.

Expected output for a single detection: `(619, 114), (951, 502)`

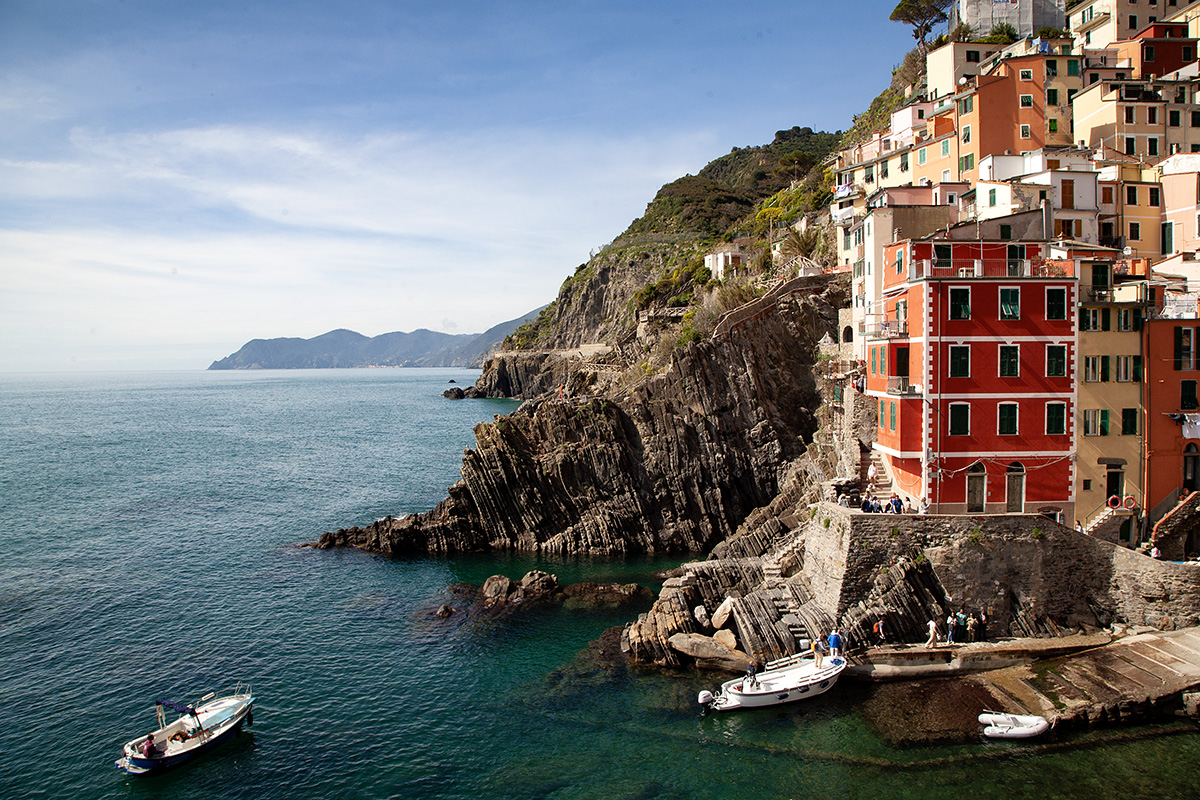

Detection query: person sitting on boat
(141, 734), (159, 759)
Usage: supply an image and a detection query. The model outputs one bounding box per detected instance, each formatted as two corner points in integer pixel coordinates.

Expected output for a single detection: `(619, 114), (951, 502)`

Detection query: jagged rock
(560, 582), (654, 609)
(482, 575), (516, 602)
(435, 604), (455, 618)
(693, 604), (711, 628)
(713, 629), (738, 650)
(668, 633), (752, 672)
(443, 387), (466, 399)
(316, 276), (848, 557)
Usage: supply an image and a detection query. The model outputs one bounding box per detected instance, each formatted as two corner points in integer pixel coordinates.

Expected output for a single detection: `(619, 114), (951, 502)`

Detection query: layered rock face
(317, 277), (848, 556)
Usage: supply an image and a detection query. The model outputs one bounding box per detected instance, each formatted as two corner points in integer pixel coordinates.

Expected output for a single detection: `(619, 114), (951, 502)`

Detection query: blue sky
(0, 0), (913, 370)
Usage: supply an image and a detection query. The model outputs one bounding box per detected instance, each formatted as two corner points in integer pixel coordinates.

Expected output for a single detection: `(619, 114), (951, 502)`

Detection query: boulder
(435, 604), (455, 618)
(482, 575), (515, 601)
(520, 570), (559, 596)
(694, 604), (711, 629)
(711, 597), (734, 629)
(668, 633), (753, 672)
(713, 629), (739, 651)
(443, 387), (466, 399)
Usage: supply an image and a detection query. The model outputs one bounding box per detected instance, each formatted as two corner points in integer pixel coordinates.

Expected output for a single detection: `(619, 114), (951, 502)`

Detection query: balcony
(886, 376), (922, 396)
(860, 320), (909, 339)
(905, 259), (1071, 281)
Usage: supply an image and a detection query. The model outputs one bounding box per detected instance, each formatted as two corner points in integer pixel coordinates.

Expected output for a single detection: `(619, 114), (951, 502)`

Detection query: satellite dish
(1123, 246), (1133, 256)
(959, 76), (968, 85)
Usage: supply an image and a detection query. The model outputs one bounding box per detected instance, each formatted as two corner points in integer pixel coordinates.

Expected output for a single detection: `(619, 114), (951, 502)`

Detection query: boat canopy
(154, 699), (198, 716)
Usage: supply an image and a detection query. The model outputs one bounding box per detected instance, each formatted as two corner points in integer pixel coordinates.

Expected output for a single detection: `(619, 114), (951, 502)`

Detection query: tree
(981, 22), (1019, 43)
(890, 0), (952, 52)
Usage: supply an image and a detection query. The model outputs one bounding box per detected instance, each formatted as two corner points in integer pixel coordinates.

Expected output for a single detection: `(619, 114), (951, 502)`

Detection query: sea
(2, 368), (1198, 800)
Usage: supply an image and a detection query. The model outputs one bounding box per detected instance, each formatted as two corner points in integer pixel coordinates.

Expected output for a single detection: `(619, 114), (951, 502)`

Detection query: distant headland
(208, 306), (546, 370)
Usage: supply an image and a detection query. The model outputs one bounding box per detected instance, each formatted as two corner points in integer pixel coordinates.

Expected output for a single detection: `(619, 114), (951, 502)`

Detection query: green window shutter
(1133, 355), (1142, 382)
(1101, 355), (1110, 382)
(1100, 409), (1109, 436)
(1101, 308), (1111, 330)
(1132, 308), (1143, 331)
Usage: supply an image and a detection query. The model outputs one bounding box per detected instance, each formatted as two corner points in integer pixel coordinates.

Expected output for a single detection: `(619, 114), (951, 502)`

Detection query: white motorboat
(115, 684), (255, 775)
(978, 711), (1050, 739)
(698, 652), (847, 712)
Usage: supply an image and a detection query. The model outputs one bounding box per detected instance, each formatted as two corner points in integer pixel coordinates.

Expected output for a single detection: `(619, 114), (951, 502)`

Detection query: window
(1080, 307), (1100, 331)
(1176, 327), (1195, 370)
(1127, 186), (1139, 205)
(1046, 287), (1067, 320)
(1020, 125), (1031, 139)
(865, 165), (874, 182)
(1148, 107), (1158, 125)
(1046, 59), (1058, 76)
(1149, 137), (1159, 157)
(958, 96), (974, 114)
(1122, 408), (1139, 435)
(1000, 345), (1020, 377)
(1020, 69), (1033, 81)
(900, 152), (909, 171)
(1150, 187), (1161, 206)
(1048, 119), (1058, 133)
(1130, 15), (1138, 30)
(1046, 403), (1067, 435)
(941, 139), (950, 157)
(962, 125), (971, 144)
(1000, 287), (1020, 319)
(1085, 355), (1109, 382)
(950, 345), (971, 377)
(959, 153), (975, 171)
(1047, 345), (1067, 377)
(1171, 109), (1181, 127)
(1047, 88), (1058, 106)
(890, 401), (896, 430)
(1116, 355), (1143, 381)
(1146, 46), (1156, 62)
(1084, 408), (1110, 436)
(1020, 94), (1034, 108)
(1193, 110), (1200, 127)
(1126, 137), (1137, 155)
(949, 404), (970, 436)
(998, 403), (1018, 435)
(1068, 59), (1080, 76)
(1130, 222), (1141, 240)
(989, 187), (997, 207)
(1000, 224), (1012, 240)
(880, 161), (889, 178)
(950, 287), (970, 320)
(1186, 45), (1194, 62)
(1117, 308), (1143, 331)
(918, 147), (927, 165)
(1184, 380), (1199, 410)
(966, 50), (980, 63)
(1102, 186), (1114, 204)
(1126, 106), (1136, 124)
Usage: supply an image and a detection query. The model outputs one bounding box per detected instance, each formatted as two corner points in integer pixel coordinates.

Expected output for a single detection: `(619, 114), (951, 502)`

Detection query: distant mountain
(208, 307), (546, 370)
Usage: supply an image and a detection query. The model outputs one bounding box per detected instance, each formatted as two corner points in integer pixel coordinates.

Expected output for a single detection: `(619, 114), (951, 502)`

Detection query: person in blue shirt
(828, 630), (842, 658)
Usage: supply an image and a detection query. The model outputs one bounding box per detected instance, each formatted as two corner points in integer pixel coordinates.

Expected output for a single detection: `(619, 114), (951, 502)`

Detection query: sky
(0, 0), (914, 371)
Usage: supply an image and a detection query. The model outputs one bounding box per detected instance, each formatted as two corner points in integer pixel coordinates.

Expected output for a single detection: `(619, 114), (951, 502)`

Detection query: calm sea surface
(1, 368), (1197, 800)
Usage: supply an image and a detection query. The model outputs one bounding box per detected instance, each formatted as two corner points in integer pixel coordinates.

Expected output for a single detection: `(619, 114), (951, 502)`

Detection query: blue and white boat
(115, 684), (254, 775)
(698, 652), (846, 712)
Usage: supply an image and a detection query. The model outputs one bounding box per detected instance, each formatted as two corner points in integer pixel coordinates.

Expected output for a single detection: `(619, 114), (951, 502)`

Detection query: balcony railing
(886, 376), (921, 396)
(904, 258), (1070, 281)
(860, 321), (909, 339)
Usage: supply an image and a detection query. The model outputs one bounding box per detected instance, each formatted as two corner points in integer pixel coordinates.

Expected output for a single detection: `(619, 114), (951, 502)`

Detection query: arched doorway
(842, 325), (853, 343)
(966, 463), (986, 513)
(1006, 462), (1026, 513)
(1185, 444), (1199, 493)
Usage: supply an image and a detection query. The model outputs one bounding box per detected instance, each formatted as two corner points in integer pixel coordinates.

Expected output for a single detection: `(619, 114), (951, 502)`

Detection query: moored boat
(978, 711), (1050, 739)
(698, 652), (847, 712)
(115, 684), (255, 775)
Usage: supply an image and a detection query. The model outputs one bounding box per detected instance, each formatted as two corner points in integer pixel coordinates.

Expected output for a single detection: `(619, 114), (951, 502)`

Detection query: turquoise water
(1, 369), (1197, 800)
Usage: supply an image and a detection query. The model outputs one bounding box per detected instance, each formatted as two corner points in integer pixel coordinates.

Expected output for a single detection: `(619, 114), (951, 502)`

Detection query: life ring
(1123, 495), (1137, 509)
(1108, 495), (1121, 508)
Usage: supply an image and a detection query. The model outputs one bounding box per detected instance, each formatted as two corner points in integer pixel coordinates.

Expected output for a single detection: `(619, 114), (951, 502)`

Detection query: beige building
(1075, 259), (1151, 540)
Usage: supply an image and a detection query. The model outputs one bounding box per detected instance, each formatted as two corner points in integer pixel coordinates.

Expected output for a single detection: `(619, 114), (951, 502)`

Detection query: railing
(886, 376), (921, 396)
(905, 259), (1069, 281)
(860, 321), (909, 339)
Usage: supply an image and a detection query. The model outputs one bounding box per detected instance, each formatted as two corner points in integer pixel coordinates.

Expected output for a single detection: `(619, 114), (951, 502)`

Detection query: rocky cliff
(317, 275), (848, 555)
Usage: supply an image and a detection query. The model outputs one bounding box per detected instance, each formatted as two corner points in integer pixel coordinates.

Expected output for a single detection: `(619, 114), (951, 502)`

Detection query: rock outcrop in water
(317, 275), (848, 556)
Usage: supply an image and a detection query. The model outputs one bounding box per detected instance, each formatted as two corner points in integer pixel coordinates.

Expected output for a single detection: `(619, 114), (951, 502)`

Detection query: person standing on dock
(946, 612), (956, 645)
(925, 618), (937, 647)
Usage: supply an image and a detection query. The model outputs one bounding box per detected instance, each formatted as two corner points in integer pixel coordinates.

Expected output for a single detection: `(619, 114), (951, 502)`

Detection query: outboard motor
(697, 690), (715, 707)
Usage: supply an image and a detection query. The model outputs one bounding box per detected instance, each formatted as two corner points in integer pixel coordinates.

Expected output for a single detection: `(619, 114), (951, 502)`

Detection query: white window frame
(1021, 124), (1032, 139)
(1046, 344), (1068, 377)
(1084, 355), (1101, 382)
(999, 344), (1020, 377)
(1046, 287), (1067, 320)
(1046, 402), (1067, 435)
(997, 402), (1019, 435)
(1083, 408), (1100, 436)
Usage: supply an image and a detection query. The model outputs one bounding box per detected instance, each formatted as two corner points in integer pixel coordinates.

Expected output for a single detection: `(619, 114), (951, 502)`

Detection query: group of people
(809, 629), (843, 668)
(856, 492), (920, 515)
(925, 607), (988, 646)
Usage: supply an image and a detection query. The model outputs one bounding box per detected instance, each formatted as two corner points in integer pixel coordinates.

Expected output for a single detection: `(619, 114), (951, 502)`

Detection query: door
(1185, 444), (1199, 492)
(1106, 467), (1125, 503)
(1163, 221), (1175, 255)
(1005, 462), (1025, 513)
(967, 464), (986, 513)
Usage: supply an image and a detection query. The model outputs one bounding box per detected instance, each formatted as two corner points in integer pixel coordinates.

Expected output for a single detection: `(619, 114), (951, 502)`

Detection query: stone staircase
(863, 449), (893, 498)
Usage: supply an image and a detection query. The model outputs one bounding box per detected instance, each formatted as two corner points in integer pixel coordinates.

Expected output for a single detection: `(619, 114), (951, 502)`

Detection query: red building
(865, 239), (1077, 519)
